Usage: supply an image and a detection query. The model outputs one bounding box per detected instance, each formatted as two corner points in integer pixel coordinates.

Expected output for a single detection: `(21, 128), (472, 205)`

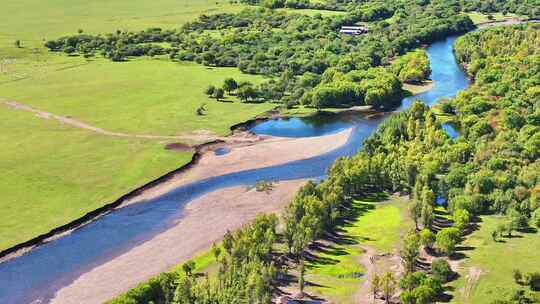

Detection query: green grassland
(0, 107), (192, 249)
(276, 8), (346, 17)
(1, 57), (272, 136)
(466, 12), (520, 25)
(1, 0), (244, 50)
(304, 195), (411, 303)
(0, 0), (280, 251)
(449, 216), (540, 303)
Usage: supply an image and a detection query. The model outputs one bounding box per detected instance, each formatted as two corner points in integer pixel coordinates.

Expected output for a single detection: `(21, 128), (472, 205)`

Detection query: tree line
(44, 1), (474, 109)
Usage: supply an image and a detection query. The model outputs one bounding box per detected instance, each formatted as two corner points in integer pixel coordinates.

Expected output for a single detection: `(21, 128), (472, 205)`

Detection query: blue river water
(0, 35), (469, 303)
(442, 122), (460, 139)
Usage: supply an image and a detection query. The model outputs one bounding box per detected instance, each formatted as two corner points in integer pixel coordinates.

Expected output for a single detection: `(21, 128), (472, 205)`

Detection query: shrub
(525, 272), (540, 291)
(441, 103), (455, 114)
(431, 259), (453, 283)
(419, 229), (436, 249)
(205, 85), (216, 96)
(255, 180), (273, 193)
(513, 269), (523, 285)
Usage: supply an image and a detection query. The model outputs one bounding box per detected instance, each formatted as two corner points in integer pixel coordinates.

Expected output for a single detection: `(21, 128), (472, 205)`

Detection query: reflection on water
(214, 147), (231, 155)
(249, 33), (469, 138)
(250, 112), (366, 137)
(0, 35), (469, 304)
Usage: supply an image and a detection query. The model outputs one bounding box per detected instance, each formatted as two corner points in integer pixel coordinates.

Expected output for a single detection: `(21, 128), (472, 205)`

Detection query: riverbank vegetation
(2, 0), (539, 301)
(111, 23), (540, 303)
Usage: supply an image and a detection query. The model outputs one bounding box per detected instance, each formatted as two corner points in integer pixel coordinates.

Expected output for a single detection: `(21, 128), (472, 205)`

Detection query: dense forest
(241, 0), (540, 19)
(45, 0), (476, 109)
(111, 24), (540, 304)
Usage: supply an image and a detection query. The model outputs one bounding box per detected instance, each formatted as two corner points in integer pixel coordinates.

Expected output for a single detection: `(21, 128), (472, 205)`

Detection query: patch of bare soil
(164, 142), (192, 152)
(356, 247), (403, 304)
(461, 266), (482, 303)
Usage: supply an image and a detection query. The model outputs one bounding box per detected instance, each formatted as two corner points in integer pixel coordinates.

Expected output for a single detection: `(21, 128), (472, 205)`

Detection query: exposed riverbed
(0, 35), (469, 304)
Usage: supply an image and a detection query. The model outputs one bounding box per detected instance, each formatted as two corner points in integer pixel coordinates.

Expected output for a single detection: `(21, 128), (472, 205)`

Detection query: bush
(531, 208), (540, 228)
(525, 272), (540, 291)
(419, 229), (436, 249)
(441, 103), (455, 114)
(255, 180), (273, 192)
(205, 85), (216, 96)
(513, 269), (523, 285)
(431, 259), (453, 283)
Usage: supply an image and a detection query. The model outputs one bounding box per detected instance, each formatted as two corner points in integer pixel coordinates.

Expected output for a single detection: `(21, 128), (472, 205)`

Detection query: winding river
(0, 35), (469, 303)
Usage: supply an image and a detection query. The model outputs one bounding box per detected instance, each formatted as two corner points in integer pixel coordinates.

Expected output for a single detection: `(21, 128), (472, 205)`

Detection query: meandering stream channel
(0, 35), (469, 303)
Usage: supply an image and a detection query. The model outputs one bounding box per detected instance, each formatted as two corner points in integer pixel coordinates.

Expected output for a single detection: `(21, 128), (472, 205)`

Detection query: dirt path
(355, 245), (378, 303)
(50, 180), (307, 304)
(2, 100), (258, 143)
(462, 266), (482, 303)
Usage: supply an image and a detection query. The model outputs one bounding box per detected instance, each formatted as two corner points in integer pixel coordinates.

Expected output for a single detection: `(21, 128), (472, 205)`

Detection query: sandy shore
(51, 180), (306, 304)
(403, 80), (434, 95)
(126, 128), (352, 204)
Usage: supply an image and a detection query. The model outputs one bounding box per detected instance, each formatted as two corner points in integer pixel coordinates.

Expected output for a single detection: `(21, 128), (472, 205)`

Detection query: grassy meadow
(1, 58), (271, 136)
(303, 195), (412, 303)
(449, 216), (540, 303)
(0, 107), (192, 249)
(465, 12), (521, 25)
(0, 0), (279, 250)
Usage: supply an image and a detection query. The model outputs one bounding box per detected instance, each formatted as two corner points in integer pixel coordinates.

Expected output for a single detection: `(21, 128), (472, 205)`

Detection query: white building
(340, 25), (368, 35)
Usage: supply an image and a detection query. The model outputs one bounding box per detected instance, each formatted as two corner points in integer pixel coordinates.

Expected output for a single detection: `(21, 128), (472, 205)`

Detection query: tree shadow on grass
(449, 251), (468, 261)
(437, 290), (455, 302)
(354, 192), (390, 202)
(455, 245), (474, 251)
(303, 251), (340, 267)
(303, 203), (374, 268)
(324, 231), (359, 246)
(518, 227), (538, 234)
(503, 234), (524, 239)
(308, 242), (349, 257)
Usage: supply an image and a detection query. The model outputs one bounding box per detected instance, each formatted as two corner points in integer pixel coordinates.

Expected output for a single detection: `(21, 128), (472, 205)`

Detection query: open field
(0, 0), (280, 251)
(466, 12), (521, 25)
(449, 216), (540, 303)
(1, 58), (271, 136)
(303, 195), (411, 303)
(0, 0), (244, 50)
(0, 107), (192, 250)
